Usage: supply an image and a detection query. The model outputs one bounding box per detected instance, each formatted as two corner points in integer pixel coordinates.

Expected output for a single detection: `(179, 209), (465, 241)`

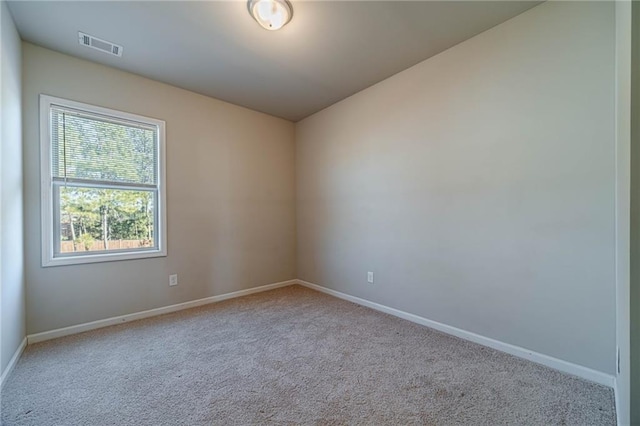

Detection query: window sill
(42, 248), (167, 267)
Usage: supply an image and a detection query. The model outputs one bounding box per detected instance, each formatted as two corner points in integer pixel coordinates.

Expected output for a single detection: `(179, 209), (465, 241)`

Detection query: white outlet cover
(367, 272), (374, 283)
(169, 274), (178, 286)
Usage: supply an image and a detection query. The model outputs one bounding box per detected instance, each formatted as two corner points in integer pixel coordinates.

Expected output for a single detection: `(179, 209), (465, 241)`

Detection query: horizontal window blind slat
(52, 177), (158, 191)
(51, 104), (158, 131)
(51, 108), (158, 186)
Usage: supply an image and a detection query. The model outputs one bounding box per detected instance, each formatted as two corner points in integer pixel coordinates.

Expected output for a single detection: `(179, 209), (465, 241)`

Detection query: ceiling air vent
(78, 32), (123, 57)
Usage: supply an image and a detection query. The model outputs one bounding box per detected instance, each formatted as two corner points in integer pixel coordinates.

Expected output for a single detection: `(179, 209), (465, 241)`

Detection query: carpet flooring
(1, 285), (615, 425)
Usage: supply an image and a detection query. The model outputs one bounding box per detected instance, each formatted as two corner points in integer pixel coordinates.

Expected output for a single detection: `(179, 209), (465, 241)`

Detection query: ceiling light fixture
(247, 0), (293, 31)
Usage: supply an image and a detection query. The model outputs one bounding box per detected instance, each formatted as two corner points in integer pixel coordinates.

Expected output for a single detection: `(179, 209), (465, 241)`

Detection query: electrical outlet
(169, 274), (178, 287)
(367, 271), (374, 284)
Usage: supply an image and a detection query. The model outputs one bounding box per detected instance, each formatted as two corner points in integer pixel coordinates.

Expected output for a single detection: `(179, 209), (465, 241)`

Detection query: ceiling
(7, 1), (541, 122)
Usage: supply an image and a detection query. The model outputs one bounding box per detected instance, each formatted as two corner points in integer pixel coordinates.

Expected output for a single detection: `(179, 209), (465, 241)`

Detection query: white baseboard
(27, 279), (298, 344)
(297, 279), (615, 388)
(0, 337), (27, 389)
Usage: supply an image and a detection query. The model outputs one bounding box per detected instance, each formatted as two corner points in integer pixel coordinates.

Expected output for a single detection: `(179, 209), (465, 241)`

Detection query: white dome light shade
(248, 0), (293, 31)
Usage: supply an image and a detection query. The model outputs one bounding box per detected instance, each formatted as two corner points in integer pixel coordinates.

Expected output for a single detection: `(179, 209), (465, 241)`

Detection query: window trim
(40, 94), (167, 267)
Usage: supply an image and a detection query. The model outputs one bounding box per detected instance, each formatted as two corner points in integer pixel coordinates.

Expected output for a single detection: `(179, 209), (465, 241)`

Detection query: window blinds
(51, 106), (158, 187)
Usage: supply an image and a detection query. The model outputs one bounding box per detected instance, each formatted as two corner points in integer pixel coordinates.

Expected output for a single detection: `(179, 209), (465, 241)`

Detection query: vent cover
(78, 32), (123, 57)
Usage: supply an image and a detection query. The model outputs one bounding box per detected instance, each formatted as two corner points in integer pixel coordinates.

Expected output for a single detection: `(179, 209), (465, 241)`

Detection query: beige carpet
(1, 285), (615, 425)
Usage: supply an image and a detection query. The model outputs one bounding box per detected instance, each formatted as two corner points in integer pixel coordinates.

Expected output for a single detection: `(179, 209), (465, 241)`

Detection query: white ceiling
(7, 1), (541, 121)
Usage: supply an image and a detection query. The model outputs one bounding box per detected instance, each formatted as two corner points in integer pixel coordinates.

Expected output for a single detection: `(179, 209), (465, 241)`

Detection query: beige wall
(630, 2), (640, 423)
(1, 0), (26, 377)
(23, 43), (296, 334)
(615, 1), (632, 423)
(296, 1), (616, 375)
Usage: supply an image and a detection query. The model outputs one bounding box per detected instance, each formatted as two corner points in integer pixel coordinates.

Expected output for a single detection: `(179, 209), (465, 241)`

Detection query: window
(40, 95), (166, 266)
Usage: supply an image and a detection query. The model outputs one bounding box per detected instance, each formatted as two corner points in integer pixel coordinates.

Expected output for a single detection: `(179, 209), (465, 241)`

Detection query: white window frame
(40, 94), (167, 267)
